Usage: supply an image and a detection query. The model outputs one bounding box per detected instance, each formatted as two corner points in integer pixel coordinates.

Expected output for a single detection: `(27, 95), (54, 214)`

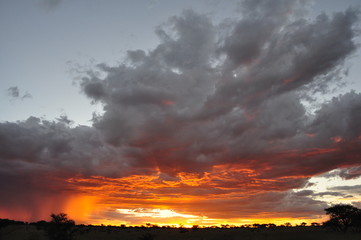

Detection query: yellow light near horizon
(117, 208), (200, 219)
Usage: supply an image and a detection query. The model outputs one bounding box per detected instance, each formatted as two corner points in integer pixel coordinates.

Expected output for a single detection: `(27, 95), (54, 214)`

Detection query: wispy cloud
(39, 0), (64, 9)
(7, 86), (32, 100)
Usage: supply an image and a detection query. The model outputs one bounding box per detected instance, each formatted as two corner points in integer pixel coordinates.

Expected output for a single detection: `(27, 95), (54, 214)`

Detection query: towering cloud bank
(1, 0), (360, 223)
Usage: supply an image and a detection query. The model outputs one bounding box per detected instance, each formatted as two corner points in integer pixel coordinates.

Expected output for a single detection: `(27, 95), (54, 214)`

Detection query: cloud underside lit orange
(1, 144), (360, 226)
(9, 157), (350, 226)
(56, 163), (328, 226)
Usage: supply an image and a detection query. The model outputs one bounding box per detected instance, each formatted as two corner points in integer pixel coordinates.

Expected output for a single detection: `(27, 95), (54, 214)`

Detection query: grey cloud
(294, 190), (314, 197)
(7, 86), (32, 100)
(81, 75), (107, 103)
(313, 191), (346, 197)
(256, 93), (307, 140)
(56, 115), (74, 125)
(339, 166), (361, 179)
(76, 2), (361, 181)
(0, 117), (126, 177)
(319, 166), (361, 180)
(40, 0), (63, 9)
(322, 185), (361, 202)
(209, 6), (359, 115)
(7, 86), (19, 98)
(329, 185), (361, 192)
(127, 50), (147, 64)
(21, 92), (32, 100)
(221, 0), (305, 66)
(309, 91), (361, 141)
(153, 9), (216, 70)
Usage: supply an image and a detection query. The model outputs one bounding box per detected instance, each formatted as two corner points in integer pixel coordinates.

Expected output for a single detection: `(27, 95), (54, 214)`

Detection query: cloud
(7, 86), (32, 100)
(294, 190), (314, 197)
(39, 0), (64, 9)
(329, 185), (361, 193)
(1, 0), (361, 223)
(313, 191), (346, 197)
(7, 86), (19, 98)
(0, 117), (126, 177)
(337, 163), (361, 180)
(79, 3), (361, 179)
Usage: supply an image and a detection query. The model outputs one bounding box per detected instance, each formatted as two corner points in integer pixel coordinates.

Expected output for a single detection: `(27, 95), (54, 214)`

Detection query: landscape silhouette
(1, 204), (360, 240)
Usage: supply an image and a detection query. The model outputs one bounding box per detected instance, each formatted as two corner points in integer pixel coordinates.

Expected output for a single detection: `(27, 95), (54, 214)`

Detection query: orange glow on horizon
(64, 195), (98, 223)
(57, 164), (331, 226)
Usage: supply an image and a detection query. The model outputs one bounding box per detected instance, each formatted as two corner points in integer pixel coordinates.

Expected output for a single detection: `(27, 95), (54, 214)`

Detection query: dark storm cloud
(309, 91), (361, 141)
(1, 0), (361, 221)
(73, 1), (361, 180)
(221, 0), (305, 66)
(0, 117), (125, 177)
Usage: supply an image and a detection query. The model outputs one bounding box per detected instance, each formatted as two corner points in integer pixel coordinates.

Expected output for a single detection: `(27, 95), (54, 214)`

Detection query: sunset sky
(1, 0), (361, 227)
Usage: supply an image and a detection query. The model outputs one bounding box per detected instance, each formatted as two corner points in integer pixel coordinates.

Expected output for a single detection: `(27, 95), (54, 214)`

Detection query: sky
(1, 0), (361, 227)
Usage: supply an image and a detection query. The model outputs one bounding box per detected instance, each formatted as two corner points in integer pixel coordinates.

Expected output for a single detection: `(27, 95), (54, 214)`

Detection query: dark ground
(1, 225), (361, 240)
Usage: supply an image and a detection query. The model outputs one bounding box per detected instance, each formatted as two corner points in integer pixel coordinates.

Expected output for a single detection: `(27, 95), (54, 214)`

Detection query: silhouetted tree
(324, 204), (361, 232)
(284, 222), (292, 227)
(50, 213), (75, 225)
(192, 225), (199, 231)
(47, 213), (76, 240)
(267, 223), (276, 228)
(311, 222), (320, 227)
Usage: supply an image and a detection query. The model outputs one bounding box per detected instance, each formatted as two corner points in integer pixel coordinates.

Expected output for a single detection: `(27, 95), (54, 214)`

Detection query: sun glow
(117, 208), (200, 219)
(64, 195), (98, 222)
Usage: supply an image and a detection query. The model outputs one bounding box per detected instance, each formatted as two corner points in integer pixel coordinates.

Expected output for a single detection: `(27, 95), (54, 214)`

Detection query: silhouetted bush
(46, 213), (76, 240)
